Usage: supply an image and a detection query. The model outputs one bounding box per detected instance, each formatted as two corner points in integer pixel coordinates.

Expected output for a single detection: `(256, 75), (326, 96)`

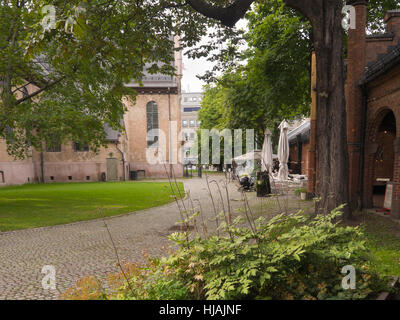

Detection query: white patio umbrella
(261, 128), (274, 173)
(277, 120), (289, 181)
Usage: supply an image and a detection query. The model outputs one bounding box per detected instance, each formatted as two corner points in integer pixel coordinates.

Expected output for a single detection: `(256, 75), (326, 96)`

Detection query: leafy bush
(63, 206), (391, 300)
(62, 255), (189, 300)
(166, 206), (390, 299)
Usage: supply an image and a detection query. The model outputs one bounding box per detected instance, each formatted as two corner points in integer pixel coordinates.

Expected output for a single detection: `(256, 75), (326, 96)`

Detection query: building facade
(181, 92), (202, 165)
(288, 119), (311, 176)
(344, 3), (400, 217)
(0, 38), (183, 185)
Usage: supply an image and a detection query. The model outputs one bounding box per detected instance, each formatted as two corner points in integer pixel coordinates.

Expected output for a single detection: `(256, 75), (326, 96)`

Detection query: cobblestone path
(0, 176), (309, 299)
(0, 176), (242, 299)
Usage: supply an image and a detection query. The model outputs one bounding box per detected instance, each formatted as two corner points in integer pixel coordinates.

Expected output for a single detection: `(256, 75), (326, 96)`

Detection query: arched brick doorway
(364, 109), (396, 208)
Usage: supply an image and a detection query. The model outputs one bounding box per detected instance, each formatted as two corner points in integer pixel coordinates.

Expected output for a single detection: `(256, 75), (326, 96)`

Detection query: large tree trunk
(307, 1), (350, 218)
(272, 0), (350, 217)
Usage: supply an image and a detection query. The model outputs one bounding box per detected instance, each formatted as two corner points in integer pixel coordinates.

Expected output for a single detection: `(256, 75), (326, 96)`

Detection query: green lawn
(344, 211), (400, 277)
(361, 213), (400, 277)
(0, 181), (183, 232)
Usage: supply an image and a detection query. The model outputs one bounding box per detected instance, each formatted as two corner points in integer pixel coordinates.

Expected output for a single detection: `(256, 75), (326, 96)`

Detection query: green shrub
(114, 257), (189, 300)
(165, 205), (390, 300)
(62, 257), (189, 300)
(63, 206), (391, 300)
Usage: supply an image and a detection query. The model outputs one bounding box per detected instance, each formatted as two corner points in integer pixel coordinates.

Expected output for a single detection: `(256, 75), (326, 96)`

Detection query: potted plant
(295, 187), (308, 200)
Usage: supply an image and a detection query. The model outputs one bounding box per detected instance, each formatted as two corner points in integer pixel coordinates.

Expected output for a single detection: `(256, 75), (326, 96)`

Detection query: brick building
(0, 38), (183, 185)
(288, 2), (400, 218)
(346, 2), (400, 218)
(288, 119), (310, 176)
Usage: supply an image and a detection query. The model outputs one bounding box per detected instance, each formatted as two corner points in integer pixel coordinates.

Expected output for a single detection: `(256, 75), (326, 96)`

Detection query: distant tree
(198, 1), (311, 149)
(198, 83), (226, 130)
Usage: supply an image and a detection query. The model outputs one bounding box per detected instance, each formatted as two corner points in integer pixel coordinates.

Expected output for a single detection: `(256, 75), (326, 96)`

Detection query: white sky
(181, 19), (248, 93)
(181, 53), (212, 93)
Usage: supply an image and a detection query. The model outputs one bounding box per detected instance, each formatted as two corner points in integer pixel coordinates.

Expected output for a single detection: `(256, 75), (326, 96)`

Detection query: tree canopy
(199, 0), (312, 147)
(197, 0), (400, 147)
(0, 0), (236, 158)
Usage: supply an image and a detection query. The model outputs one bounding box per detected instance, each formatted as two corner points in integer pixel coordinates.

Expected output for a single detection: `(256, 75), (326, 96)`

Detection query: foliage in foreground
(63, 206), (391, 300)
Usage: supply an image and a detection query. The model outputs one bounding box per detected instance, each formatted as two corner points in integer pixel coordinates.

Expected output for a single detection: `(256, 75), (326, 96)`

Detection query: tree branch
(12, 82), (32, 95)
(15, 76), (66, 105)
(283, 0), (321, 25)
(185, 0), (254, 27)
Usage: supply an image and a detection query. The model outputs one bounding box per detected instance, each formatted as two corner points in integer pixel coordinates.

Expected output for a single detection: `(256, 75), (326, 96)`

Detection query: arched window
(146, 101), (159, 147)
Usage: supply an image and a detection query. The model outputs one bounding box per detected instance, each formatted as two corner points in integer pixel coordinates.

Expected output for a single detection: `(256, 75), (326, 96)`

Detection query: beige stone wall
(0, 82), (39, 185)
(0, 138), (129, 186)
(0, 139), (36, 185)
(0, 90), (183, 184)
(123, 93), (183, 178)
(30, 140), (127, 183)
(0, 135), (129, 185)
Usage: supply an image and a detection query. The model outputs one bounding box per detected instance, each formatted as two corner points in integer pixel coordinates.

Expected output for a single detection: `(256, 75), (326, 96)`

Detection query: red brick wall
(365, 12), (400, 64)
(363, 64), (400, 216)
(373, 131), (395, 181)
(366, 37), (395, 65)
(301, 142), (310, 176)
(289, 144), (298, 173)
(385, 11), (400, 43)
(288, 141), (310, 176)
(346, 1), (366, 209)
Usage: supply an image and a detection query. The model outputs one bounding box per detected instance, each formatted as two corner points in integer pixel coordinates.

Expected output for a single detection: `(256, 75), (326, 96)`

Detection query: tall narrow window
(0, 171), (4, 183)
(146, 101), (159, 147)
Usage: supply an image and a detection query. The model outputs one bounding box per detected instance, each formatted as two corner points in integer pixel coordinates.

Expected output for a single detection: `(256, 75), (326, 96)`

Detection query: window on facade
(146, 101), (159, 147)
(182, 120), (188, 127)
(189, 120), (195, 127)
(73, 142), (89, 152)
(197, 120), (201, 127)
(190, 133), (195, 140)
(46, 141), (61, 152)
(0, 171), (4, 183)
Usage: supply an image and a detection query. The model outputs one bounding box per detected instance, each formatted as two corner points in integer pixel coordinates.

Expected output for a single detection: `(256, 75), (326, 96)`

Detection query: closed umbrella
(261, 128), (273, 173)
(277, 120), (289, 181)
(258, 128), (273, 197)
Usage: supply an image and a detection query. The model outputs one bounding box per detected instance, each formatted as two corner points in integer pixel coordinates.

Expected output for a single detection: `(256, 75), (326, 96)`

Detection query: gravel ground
(0, 175), (311, 300)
